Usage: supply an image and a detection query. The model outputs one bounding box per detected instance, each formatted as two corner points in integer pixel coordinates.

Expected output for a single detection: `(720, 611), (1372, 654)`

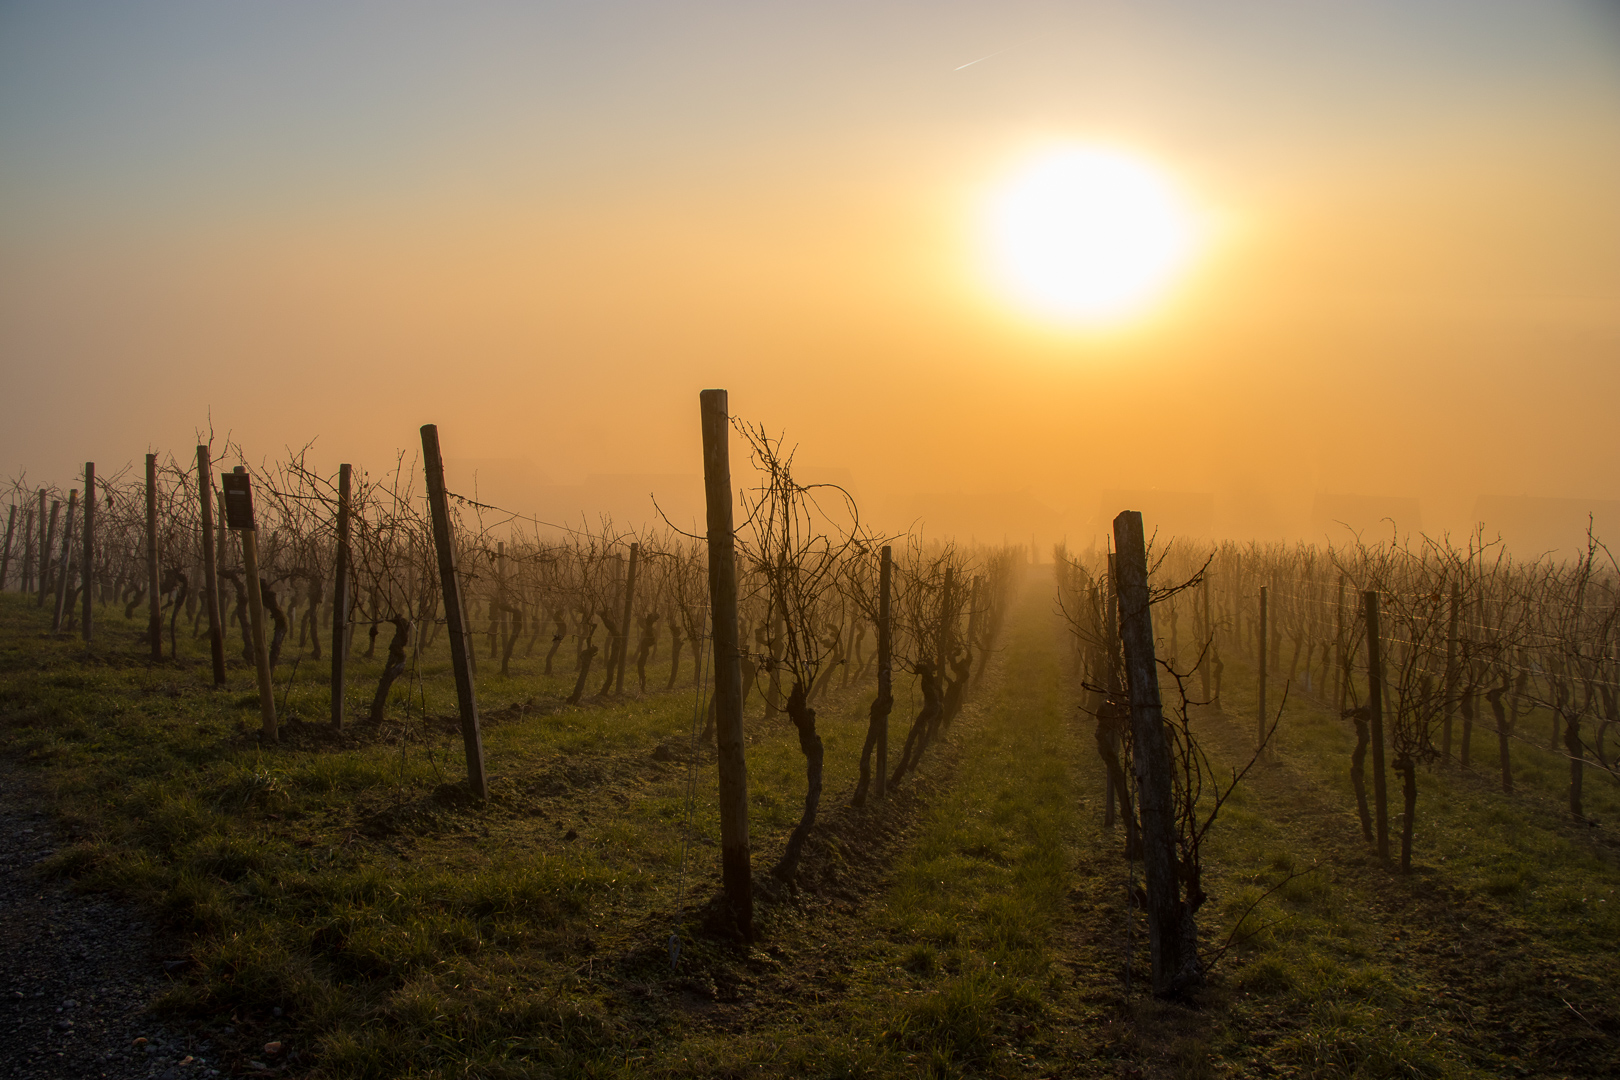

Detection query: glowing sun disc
(987, 145), (1198, 324)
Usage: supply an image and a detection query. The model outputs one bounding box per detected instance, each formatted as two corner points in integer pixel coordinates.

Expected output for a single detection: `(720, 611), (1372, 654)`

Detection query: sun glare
(987, 144), (1199, 326)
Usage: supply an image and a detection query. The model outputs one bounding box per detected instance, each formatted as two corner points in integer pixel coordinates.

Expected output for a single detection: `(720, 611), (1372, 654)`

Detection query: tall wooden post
(1114, 510), (1198, 995)
(331, 463), (352, 727)
(701, 389), (752, 938)
(1257, 586), (1269, 752)
(936, 566), (955, 678)
(38, 498), (60, 608)
(420, 425), (488, 800)
(51, 489), (78, 633)
(1334, 574), (1346, 714)
(225, 467), (277, 742)
(19, 504), (34, 593)
(81, 463), (95, 642)
(0, 504), (15, 591)
(1441, 581), (1460, 764)
(615, 541), (639, 693)
(1364, 590), (1390, 862)
(145, 454), (163, 659)
(1199, 572), (1212, 701)
(34, 489), (47, 600)
(875, 544), (893, 799)
(196, 449), (226, 683)
(495, 541), (509, 670)
(1103, 553), (1120, 827)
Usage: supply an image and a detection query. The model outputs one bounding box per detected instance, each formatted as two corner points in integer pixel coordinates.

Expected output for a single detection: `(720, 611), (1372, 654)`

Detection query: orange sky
(3, 1), (1619, 553)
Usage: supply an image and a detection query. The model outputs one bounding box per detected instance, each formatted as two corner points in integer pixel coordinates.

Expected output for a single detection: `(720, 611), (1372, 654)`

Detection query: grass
(3, 583), (1619, 1077)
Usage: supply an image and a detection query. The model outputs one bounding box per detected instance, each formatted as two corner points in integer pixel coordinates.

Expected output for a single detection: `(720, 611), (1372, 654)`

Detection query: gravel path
(0, 770), (224, 1079)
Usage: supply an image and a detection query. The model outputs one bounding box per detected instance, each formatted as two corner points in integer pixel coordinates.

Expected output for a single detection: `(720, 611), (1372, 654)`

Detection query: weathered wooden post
(33, 489), (47, 599)
(1441, 581), (1460, 764)
(1364, 589), (1390, 862)
(81, 463), (95, 642)
(19, 504), (36, 594)
(145, 455), (163, 658)
(195, 449), (225, 683)
(51, 489), (78, 633)
(1257, 585), (1268, 752)
(1114, 510), (1198, 996)
(875, 543), (893, 798)
(0, 503), (16, 591)
(1199, 571), (1212, 701)
(421, 425), (488, 800)
(614, 541), (640, 694)
(495, 541), (510, 673)
(224, 467), (277, 742)
(331, 463), (353, 727)
(1334, 574), (1347, 714)
(38, 497), (60, 609)
(1103, 553), (1120, 828)
(701, 389), (752, 938)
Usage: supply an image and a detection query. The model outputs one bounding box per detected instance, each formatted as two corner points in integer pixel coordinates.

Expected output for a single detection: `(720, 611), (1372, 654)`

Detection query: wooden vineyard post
(495, 541), (509, 672)
(614, 541), (639, 694)
(1441, 582), (1460, 764)
(51, 489), (78, 633)
(876, 544), (893, 799)
(195, 449), (226, 683)
(420, 425), (488, 800)
(1199, 571), (1212, 702)
(34, 489), (47, 600)
(330, 463), (352, 727)
(1113, 510), (1199, 996)
(38, 497), (60, 609)
(1103, 554), (1120, 828)
(1364, 590), (1390, 862)
(145, 455), (163, 659)
(20, 503), (36, 594)
(224, 467), (277, 742)
(1334, 575), (1346, 715)
(81, 463), (95, 642)
(1257, 585), (1268, 753)
(701, 388), (753, 938)
(0, 503), (15, 591)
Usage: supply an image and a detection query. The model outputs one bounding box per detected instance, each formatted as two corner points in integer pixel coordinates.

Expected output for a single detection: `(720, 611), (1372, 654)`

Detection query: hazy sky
(3, 1), (1618, 544)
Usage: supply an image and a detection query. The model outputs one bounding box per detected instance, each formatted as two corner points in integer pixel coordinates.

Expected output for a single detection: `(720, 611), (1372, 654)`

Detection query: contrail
(955, 43), (1020, 71)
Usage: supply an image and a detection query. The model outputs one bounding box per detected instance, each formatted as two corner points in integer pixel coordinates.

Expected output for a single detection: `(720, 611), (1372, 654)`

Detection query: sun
(986, 144), (1199, 326)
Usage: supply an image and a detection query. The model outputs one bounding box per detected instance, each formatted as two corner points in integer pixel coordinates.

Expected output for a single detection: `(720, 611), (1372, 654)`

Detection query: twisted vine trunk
(772, 682), (822, 884)
(635, 612), (659, 693)
(1565, 711), (1585, 819)
(889, 662), (941, 786)
(496, 602), (524, 676)
(939, 648), (972, 729)
(568, 644), (598, 705)
(262, 581), (288, 669)
(1094, 705), (1139, 858)
(665, 618), (685, 690)
(852, 687), (893, 807)
(1487, 680), (1513, 794)
(1349, 709), (1374, 843)
(368, 617), (411, 723)
(543, 610), (567, 674)
(1396, 754), (1417, 873)
(165, 571), (189, 660)
(596, 614), (621, 697)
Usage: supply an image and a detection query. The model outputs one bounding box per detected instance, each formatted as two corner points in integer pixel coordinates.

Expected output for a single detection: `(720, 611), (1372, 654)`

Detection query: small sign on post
(227, 467), (277, 743)
(221, 472), (256, 530)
